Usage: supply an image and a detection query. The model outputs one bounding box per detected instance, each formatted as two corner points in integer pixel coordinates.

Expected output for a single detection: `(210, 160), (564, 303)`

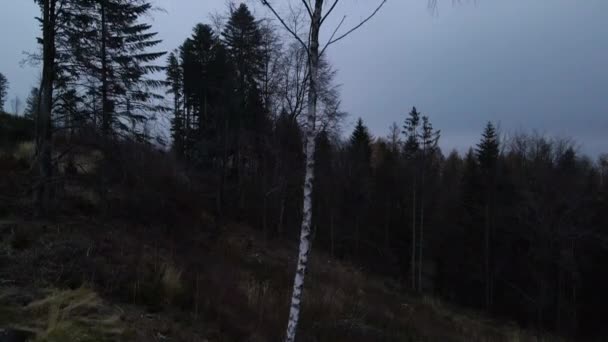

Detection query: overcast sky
(1, 0), (606, 156)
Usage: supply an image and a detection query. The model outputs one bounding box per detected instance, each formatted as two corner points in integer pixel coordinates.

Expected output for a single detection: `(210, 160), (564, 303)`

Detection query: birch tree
(259, 1), (387, 341)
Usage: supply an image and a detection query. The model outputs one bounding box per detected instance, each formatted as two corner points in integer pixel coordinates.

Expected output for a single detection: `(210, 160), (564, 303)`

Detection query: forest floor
(0, 216), (561, 342)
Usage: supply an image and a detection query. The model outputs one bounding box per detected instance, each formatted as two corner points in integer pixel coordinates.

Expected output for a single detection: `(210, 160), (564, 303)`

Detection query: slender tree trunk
(556, 266), (563, 332)
(484, 203), (491, 311)
(278, 193), (286, 236)
(411, 178), (417, 290)
(418, 148), (426, 292)
(355, 217), (360, 255)
(418, 197), (424, 292)
(384, 202), (390, 251)
(36, 0), (56, 215)
(284, 2), (322, 341)
(330, 211), (335, 258)
(100, 0), (110, 136)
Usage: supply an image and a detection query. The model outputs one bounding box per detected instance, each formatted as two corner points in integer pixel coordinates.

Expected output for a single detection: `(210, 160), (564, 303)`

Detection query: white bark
(260, 2), (387, 341)
(285, 4), (321, 340)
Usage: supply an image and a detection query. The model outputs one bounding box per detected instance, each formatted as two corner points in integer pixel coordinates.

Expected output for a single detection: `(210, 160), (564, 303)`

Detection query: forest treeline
(2, 0), (608, 339)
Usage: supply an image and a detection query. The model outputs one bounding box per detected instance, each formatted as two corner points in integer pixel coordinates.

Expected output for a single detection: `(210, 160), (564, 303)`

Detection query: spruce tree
(347, 118), (373, 255)
(416, 114), (440, 291)
(403, 106), (421, 159)
(475, 121), (500, 310)
(476, 122), (499, 172)
(64, 0), (165, 137)
(166, 51), (184, 156)
(222, 4), (264, 93)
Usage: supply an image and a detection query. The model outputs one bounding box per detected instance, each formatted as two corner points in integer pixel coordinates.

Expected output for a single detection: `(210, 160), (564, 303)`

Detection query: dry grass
(12, 141), (35, 163)
(0, 287), (127, 342)
(160, 261), (184, 305)
(0, 218), (569, 341)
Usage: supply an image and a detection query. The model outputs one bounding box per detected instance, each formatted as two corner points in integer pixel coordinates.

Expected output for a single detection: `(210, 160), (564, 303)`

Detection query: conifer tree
(475, 121), (500, 310)
(417, 114), (440, 291)
(65, 0), (165, 137)
(403, 106), (421, 289)
(348, 118), (373, 254)
(0, 73), (7, 112)
(223, 4), (264, 94)
(166, 51), (184, 156)
(476, 122), (499, 172)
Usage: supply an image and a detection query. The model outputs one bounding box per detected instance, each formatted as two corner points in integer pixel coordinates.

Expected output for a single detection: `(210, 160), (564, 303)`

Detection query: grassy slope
(0, 218), (560, 342)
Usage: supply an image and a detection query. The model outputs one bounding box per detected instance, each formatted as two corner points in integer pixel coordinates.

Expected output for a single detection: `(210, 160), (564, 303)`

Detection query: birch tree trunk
(260, 1), (387, 340)
(284, 2), (322, 341)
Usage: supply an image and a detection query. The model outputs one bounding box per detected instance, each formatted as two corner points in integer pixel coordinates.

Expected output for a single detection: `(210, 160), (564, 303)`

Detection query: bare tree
(259, 1), (387, 341)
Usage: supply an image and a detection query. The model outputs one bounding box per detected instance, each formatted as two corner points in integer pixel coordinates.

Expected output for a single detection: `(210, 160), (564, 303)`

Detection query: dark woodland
(0, 1), (606, 341)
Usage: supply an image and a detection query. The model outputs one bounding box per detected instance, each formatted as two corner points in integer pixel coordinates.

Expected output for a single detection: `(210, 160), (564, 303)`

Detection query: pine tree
(475, 121), (500, 310)
(64, 0), (165, 137)
(347, 118), (373, 255)
(349, 118), (373, 163)
(476, 122), (499, 172)
(402, 106), (421, 289)
(417, 114), (440, 291)
(166, 51), (184, 156)
(403, 106), (421, 159)
(222, 5), (268, 207)
(222, 4), (264, 93)
(0, 73), (7, 112)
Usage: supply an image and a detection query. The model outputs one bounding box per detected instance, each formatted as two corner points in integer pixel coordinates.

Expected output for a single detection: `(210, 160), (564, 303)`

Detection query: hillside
(0, 124), (563, 341)
(0, 218), (555, 342)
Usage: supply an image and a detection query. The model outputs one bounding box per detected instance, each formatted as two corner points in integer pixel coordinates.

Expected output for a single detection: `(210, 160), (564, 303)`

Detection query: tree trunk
(484, 203), (491, 311)
(418, 147), (426, 292)
(36, 0), (56, 215)
(418, 198), (424, 292)
(330, 211), (335, 258)
(284, 2), (322, 341)
(411, 179), (417, 290)
(100, 0), (110, 136)
(384, 203), (390, 251)
(278, 193), (286, 236)
(355, 218), (360, 255)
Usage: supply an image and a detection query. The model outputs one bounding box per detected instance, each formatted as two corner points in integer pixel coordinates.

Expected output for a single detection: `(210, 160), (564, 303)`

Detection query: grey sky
(1, 0), (606, 156)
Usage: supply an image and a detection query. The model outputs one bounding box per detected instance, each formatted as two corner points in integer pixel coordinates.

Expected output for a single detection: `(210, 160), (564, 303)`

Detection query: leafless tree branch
(319, 15), (346, 58)
(260, 0), (310, 54)
(320, 0), (387, 52)
(300, 0), (313, 18)
(320, 0), (340, 25)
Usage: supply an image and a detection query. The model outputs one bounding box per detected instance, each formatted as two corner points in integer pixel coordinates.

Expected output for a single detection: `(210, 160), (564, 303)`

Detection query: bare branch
(319, 15), (346, 58)
(320, 0), (340, 25)
(261, 0), (309, 53)
(300, 0), (313, 18)
(321, 0), (387, 51)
